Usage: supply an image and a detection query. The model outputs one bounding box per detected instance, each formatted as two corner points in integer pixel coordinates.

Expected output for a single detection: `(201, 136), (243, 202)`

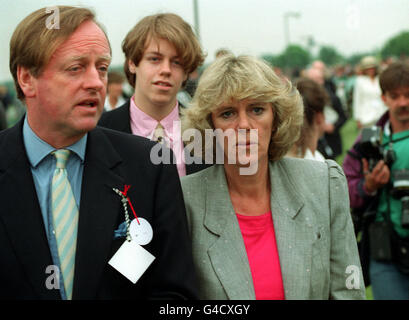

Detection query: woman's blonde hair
(182, 54), (304, 161)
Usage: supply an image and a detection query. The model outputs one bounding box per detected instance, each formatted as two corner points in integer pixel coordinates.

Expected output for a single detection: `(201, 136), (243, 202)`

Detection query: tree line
(261, 30), (409, 70)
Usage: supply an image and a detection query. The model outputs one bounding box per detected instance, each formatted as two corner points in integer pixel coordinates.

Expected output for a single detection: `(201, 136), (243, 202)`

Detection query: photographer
(343, 62), (409, 300)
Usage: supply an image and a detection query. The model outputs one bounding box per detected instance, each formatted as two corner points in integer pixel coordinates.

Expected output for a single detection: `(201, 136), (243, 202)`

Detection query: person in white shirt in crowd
(353, 56), (388, 129)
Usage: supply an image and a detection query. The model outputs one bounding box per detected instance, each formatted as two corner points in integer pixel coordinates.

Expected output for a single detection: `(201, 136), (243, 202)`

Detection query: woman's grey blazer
(181, 158), (366, 300)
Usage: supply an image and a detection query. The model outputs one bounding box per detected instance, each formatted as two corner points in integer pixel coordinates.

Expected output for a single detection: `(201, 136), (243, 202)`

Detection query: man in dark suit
(0, 6), (197, 300)
(98, 13), (206, 176)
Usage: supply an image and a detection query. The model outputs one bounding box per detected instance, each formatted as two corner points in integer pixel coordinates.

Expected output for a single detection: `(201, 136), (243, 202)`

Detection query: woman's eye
(221, 110), (234, 119)
(252, 107), (264, 115)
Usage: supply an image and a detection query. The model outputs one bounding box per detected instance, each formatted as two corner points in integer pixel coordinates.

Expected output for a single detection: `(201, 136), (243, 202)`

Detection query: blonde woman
(181, 55), (365, 300)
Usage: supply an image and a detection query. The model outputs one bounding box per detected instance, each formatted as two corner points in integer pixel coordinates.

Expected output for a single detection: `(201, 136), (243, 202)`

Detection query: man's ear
(381, 94), (387, 104)
(128, 60), (136, 74)
(17, 66), (36, 98)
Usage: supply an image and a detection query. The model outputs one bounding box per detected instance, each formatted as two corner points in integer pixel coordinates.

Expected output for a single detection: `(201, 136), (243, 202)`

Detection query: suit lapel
(183, 147), (210, 175)
(72, 128), (124, 299)
(268, 161), (313, 300)
(203, 165), (255, 299)
(0, 121), (59, 299)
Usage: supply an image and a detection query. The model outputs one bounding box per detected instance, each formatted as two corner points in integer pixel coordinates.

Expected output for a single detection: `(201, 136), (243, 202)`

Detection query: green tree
(318, 45), (343, 66)
(276, 45), (311, 69)
(381, 31), (409, 59)
(260, 54), (277, 66)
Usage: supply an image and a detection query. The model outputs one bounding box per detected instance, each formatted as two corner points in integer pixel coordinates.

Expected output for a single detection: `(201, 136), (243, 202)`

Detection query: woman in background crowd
(353, 56), (387, 129)
(287, 77), (329, 161)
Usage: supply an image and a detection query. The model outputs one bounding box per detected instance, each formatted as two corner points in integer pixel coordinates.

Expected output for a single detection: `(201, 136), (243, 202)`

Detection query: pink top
(236, 212), (285, 300)
(129, 97), (186, 177)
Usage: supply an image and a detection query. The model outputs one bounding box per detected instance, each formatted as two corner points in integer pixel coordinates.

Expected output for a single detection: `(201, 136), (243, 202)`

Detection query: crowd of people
(0, 5), (408, 301)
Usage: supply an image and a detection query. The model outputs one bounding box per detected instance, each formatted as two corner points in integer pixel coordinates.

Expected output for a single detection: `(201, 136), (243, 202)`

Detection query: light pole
(301, 34), (317, 57)
(283, 11), (301, 48)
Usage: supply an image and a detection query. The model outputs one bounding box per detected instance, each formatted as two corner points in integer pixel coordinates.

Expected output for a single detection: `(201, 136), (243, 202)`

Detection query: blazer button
(316, 232), (321, 239)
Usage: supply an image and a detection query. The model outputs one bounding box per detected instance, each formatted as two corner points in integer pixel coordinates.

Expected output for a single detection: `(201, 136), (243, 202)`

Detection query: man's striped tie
(152, 123), (166, 144)
(51, 149), (78, 300)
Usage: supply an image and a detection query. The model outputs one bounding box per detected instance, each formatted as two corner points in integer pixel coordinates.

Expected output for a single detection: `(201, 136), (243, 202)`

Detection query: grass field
(336, 118), (360, 166)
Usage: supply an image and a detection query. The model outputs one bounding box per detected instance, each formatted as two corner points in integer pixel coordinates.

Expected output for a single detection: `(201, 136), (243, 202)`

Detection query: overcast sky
(1, 0), (408, 81)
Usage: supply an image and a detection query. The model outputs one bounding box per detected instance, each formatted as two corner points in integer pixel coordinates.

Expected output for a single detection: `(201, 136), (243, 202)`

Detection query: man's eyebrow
(99, 55), (112, 62)
(145, 51), (163, 56)
(145, 51), (180, 59)
(67, 55), (112, 63)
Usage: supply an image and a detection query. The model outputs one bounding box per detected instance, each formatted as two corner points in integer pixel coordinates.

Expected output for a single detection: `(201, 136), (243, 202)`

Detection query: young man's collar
(129, 96), (180, 139)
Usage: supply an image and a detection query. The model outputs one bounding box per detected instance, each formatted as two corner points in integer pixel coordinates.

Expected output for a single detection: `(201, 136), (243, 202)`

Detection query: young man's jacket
(0, 118), (198, 299)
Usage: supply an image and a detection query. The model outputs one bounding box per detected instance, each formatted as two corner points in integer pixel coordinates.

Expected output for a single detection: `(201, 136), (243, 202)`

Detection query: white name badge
(129, 218), (153, 245)
(108, 239), (155, 284)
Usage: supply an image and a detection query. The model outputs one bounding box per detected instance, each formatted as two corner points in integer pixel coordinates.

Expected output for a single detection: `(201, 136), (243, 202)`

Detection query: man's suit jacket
(0, 119), (198, 299)
(181, 158), (366, 300)
(98, 100), (208, 175)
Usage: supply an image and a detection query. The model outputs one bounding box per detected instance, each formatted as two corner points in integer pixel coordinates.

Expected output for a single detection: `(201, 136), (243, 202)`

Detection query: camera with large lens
(391, 170), (409, 229)
(359, 126), (396, 170)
